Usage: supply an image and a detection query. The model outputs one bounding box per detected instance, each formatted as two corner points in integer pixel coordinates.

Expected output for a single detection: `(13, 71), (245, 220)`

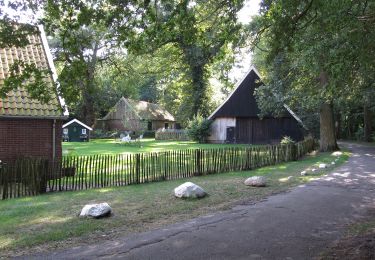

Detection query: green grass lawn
(62, 138), (251, 156)
(0, 150), (349, 257)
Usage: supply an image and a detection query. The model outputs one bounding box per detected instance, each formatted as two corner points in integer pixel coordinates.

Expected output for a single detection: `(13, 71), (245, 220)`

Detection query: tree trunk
(335, 112), (341, 140)
(364, 104), (372, 142)
(320, 102), (338, 151)
(82, 92), (95, 126)
(189, 65), (209, 117)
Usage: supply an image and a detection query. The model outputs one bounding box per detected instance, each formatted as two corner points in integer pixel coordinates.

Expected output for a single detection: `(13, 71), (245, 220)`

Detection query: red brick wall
(0, 118), (63, 163)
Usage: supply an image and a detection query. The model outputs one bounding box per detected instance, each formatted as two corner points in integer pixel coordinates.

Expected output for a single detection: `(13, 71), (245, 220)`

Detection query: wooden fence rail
(0, 138), (315, 199)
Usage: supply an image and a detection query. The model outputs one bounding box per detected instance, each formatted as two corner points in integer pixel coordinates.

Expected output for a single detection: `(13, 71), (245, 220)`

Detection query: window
(147, 121), (152, 130)
(63, 128), (68, 134)
(164, 123), (169, 129)
(82, 129), (87, 134)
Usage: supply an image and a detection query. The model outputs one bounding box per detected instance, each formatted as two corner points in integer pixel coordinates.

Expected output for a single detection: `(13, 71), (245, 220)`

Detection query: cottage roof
(0, 24), (67, 119)
(103, 97), (175, 122)
(63, 119), (93, 130)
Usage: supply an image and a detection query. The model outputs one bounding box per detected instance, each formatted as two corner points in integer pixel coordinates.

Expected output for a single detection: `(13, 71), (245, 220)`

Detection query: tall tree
(43, 0), (139, 125)
(249, 0), (375, 151)
(125, 0), (244, 117)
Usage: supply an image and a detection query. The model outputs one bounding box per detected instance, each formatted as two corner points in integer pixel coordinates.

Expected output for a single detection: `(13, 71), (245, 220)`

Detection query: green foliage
(129, 0), (245, 117)
(280, 136), (295, 145)
(187, 115), (213, 143)
(249, 0), (375, 146)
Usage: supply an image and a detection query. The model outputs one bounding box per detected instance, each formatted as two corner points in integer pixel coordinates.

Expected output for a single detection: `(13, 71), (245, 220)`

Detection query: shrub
(91, 129), (119, 139)
(280, 136), (295, 145)
(142, 130), (155, 138)
(187, 115), (212, 143)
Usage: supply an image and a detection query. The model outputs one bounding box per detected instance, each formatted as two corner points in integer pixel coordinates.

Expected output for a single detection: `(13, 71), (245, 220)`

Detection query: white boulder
(331, 161), (336, 165)
(174, 182), (207, 198)
(332, 151), (343, 156)
(80, 203), (112, 218)
(319, 163), (328, 169)
(300, 171), (307, 176)
(244, 176), (267, 187)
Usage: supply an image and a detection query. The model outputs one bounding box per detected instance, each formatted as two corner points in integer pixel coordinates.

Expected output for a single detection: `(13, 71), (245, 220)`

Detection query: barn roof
(208, 67), (263, 119)
(0, 24), (67, 119)
(103, 97), (175, 122)
(208, 67), (305, 128)
(63, 119), (93, 130)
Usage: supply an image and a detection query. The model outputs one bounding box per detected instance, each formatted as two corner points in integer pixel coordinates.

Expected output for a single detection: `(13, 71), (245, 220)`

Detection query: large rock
(244, 176), (267, 187)
(174, 182), (207, 198)
(319, 163), (328, 169)
(80, 203), (112, 218)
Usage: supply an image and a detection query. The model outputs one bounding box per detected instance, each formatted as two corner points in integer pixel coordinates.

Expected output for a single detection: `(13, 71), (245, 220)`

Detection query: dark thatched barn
(207, 67), (306, 144)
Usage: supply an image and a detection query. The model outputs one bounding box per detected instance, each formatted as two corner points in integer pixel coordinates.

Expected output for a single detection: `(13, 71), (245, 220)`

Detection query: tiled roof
(126, 98), (175, 122)
(0, 26), (64, 118)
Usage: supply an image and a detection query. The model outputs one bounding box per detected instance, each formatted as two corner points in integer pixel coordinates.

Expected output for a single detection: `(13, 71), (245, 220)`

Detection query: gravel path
(26, 142), (375, 260)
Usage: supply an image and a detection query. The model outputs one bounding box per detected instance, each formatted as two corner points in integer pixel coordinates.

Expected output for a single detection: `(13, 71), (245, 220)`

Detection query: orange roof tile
(0, 25), (64, 118)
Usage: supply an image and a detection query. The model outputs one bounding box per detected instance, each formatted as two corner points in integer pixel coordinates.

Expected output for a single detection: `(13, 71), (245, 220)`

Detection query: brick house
(0, 25), (68, 163)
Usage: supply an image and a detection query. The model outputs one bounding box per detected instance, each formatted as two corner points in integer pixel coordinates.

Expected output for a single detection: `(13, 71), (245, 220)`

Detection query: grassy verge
(320, 218), (375, 259)
(0, 151), (349, 257)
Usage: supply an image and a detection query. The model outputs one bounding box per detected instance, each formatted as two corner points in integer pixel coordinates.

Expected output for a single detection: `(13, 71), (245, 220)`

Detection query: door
(235, 118), (253, 143)
(226, 127), (235, 143)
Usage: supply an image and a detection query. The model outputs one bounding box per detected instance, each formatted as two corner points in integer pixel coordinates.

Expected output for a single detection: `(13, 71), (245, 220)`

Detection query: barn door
(226, 127), (236, 143)
(235, 118), (253, 143)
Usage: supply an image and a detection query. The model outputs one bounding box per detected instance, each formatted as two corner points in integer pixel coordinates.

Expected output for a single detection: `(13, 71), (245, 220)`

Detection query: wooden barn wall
(235, 117), (303, 144)
(207, 117), (236, 143)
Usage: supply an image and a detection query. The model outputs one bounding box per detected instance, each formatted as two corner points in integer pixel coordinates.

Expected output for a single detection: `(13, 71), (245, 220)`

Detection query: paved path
(29, 142), (375, 259)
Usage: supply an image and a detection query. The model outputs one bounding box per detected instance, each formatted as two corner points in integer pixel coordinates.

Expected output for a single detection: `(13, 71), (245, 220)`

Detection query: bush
(187, 115), (212, 143)
(91, 129), (119, 139)
(280, 136), (295, 145)
(142, 130), (155, 138)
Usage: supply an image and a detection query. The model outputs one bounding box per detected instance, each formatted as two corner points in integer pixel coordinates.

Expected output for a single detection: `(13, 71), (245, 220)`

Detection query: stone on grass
(311, 168), (317, 172)
(300, 171), (307, 176)
(332, 151), (343, 156)
(319, 163), (329, 169)
(244, 176), (267, 187)
(331, 161), (336, 165)
(174, 182), (207, 199)
(80, 203), (112, 218)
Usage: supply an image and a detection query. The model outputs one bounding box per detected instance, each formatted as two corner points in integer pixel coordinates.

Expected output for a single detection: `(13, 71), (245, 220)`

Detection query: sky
(233, 0), (262, 79)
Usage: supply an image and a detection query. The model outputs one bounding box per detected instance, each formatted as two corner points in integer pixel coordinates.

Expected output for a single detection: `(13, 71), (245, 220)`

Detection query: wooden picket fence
(155, 129), (190, 141)
(0, 138), (315, 199)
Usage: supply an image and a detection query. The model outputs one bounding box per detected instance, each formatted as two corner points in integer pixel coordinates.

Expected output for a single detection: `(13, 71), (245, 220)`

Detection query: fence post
(291, 143), (298, 161)
(136, 154), (140, 184)
(39, 159), (49, 194)
(195, 149), (201, 176)
(0, 161), (8, 200)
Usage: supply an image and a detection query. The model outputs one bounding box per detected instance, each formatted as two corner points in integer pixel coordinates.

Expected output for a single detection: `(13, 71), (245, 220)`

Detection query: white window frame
(63, 128), (68, 134)
(81, 129), (87, 134)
